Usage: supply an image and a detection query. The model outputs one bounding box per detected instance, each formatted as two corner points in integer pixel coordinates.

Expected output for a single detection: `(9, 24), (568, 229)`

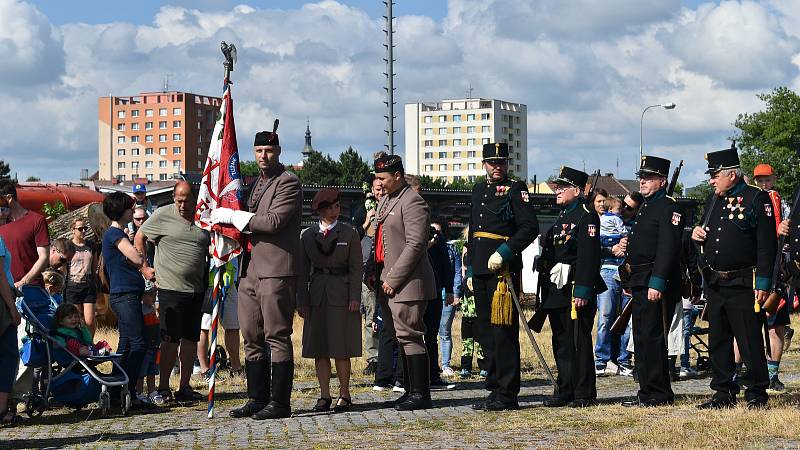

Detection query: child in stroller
(51, 304), (111, 358)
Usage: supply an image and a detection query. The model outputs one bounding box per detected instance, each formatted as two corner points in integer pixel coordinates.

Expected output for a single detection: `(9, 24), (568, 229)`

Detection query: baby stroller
(687, 297), (711, 373)
(17, 285), (131, 417)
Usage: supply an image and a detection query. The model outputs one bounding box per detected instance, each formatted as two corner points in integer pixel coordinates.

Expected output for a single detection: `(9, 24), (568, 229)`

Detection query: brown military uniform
(298, 222), (363, 358)
(375, 184), (436, 355)
(239, 164), (302, 363)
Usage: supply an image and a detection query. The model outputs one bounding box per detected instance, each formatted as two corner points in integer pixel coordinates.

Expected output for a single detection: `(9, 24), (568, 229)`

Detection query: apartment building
(98, 91), (222, 181)
(404, 98), (527, 183)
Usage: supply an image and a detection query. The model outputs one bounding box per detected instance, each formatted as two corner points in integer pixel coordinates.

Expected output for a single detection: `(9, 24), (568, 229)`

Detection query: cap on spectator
(311, 187), (340, 211)
(753, 163), (775, 177)
(133, 184), (147, 194)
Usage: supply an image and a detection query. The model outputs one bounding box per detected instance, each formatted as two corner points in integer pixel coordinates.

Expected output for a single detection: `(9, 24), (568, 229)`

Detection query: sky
(3, 0), (800, 187)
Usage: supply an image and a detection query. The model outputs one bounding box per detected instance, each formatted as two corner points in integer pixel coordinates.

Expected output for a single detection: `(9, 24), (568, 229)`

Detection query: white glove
(211, 208), (254, 232)
(487, 252), (504, 272)
(549, 263), (571, 289)
(466, 277), (473, 291)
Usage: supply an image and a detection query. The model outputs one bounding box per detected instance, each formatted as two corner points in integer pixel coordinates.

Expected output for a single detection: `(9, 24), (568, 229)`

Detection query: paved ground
(5, 368), (800, 449)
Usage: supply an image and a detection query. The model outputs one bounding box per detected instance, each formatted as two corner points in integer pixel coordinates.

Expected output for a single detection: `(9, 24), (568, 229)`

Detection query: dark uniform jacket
(468, 178), (539, 276)
(700, 180), (777, 290)
(625, 189), (683, 293)
(539, 200), (603, 309)
(783, 187), (800, 284)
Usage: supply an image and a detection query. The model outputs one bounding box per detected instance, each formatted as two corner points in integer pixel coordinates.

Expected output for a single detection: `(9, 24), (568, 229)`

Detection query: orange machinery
(16, 183), (105, 215)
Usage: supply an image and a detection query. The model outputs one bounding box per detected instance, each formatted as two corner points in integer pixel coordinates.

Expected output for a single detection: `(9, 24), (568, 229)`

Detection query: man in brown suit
(211, 120), (302, 420)
(372, 154), (437, 411)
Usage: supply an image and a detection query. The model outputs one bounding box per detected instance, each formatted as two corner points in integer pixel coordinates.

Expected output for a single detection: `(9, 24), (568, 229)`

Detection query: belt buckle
(718, 271), (731, 281)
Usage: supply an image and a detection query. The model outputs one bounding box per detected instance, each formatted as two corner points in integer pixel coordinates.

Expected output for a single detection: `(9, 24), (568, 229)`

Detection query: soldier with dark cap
(537, 166), (602, 408)
(467, 142), (539, 411)
(371, 154), (437, 411)
(620, 155), (683, 407)
(211, 120), (303, 420)
(691, 143), (777, 409)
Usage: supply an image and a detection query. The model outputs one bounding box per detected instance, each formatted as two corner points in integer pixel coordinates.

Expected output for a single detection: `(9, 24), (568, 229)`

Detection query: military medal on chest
(725, 196), (745, 220)
(554, 223), (576, 245)
(495, 185), (510, 197)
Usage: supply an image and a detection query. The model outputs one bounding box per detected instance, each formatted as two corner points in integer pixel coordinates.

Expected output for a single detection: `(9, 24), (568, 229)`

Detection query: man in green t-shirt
(135, 181), (210, 403)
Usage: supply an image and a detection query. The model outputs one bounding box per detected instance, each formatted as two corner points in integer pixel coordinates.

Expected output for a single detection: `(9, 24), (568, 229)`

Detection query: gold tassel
(491, 273), (514, 326)
(570, 284), (578, 320)
(753, 271), (761, 313)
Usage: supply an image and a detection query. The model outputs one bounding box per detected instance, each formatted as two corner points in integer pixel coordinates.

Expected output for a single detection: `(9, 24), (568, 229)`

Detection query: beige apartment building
(404, 98), (527, 183)
(98, 91), (221, 181)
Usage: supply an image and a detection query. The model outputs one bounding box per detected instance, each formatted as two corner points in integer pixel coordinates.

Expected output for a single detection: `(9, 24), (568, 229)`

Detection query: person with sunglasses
(64, 219), (99, 334)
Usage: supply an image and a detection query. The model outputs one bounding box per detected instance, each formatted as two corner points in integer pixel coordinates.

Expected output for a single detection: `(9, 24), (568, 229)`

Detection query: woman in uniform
(298, 188), (363, 412)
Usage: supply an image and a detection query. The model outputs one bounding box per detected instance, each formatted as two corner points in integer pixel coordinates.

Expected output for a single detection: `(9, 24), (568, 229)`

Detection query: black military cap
(637, 155), (670, 178)
(705, 141), (739, 174)
(482, 142), (510, 161)
(254, 119), (280, 146)
(553, 166), (588, 189)
(374, 154), (404, 173)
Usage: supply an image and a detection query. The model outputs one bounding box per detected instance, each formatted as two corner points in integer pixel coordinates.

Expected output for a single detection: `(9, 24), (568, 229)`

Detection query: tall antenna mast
(467, 83), (474, 99)
(383, 0), (396, 154)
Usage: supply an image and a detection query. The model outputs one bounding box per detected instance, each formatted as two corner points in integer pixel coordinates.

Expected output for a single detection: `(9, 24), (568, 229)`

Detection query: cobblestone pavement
(3, 371), (800, 449)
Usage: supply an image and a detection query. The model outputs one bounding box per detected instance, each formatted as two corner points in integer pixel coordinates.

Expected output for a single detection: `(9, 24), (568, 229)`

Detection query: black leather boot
(396, 353), (432, 411)
(252, 361), (293, 420)
(230, 359), (270, 418)
(383, 347), (409, 407)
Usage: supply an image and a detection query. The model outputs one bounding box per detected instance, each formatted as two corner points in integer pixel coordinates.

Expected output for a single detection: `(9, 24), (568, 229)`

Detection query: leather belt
(706, 266), (754, 281)
(473, 231), (509, 241)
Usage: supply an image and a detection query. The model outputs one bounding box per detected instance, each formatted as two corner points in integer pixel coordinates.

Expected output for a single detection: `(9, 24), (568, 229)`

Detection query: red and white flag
(195, 79), (245, 267)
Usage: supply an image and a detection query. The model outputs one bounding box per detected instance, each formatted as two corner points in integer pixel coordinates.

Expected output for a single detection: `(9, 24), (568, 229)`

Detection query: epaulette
(666, 195), (676, 202)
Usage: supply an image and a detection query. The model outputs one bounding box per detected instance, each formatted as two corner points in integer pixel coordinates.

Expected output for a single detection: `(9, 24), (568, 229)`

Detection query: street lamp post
(640, 102), (676, 161)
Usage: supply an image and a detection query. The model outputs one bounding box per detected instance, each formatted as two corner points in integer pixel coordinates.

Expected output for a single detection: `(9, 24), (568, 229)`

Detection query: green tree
(25, 176), (40, 182)
(672, 181), (684, 196)
(733, 86), (800, 197)
(417, 175), (447, 189)
(239, 160), (259, 177)
(337, 146), (370, 186)
(298, 150), (341, 185)
(685, 182), (713, 224)
(0, 160), (9, 180)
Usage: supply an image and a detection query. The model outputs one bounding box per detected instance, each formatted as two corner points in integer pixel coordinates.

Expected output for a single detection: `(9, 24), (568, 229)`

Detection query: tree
(25, 176), (40, 182)
(672, 181), (684, 196)
(417, 175), (447, 189)
(337, 146), (370, 186)
(685, 182), (713, 224)
(239, 160), (259, 177)
(733, 86), (800, 197)
(297, 150), (341, 185)
(0, 160), (9, 180)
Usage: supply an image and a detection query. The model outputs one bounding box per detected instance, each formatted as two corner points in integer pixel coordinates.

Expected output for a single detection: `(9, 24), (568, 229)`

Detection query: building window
(131, 123), (139, 131)
(438, 115), (446, 123)
(159, 121), (167, 129)
(131, 110), (139, 117)
(453, 127), (461, 134)
(438, 127), (447, 135)
(173, 134), (181, 141)
(452, 114), (461, 122)
(467, 138), (476, 145)
(424, 152), (433, 159)
(132, 161), (139, 169)
(145, 148), (153, 155)
(482, 138), (490, 144)
(467, 126), (476, 133)
(173, 147), (181, 154)
(117, 174), (126, 181)
(159, 173), (168, 181)
(482, 126), (491, 133)
(438, 140), (447, 146)
(117, 149), (125, 156)
(197, 110), (203, 117)
(454, 151), (461, 158)
(159, 161), (167, 168)
(515, 128), (520, 135)
(173, 108), (181, 115)
(197, 121), (202, 130)
(145, 122), (153, 130)
(197, 161), (202, 169)
(516, 116), (520, 124)
(145, 161), (153, 168)
(516, 164), (521, 172)
(117, 111), (125, 119)
(424, 164), (433, 171)
(159, 108), (167, 116)
(117, 136), (125, 144)
(173, 120), (181, 128)
(453, 163), (461, 170)
(467, 151), (476, 157)
(516, 152), (521, 159)
(509, 145), (514, 151)
(467, 114), (475, 120)
(146, 174), (153, 181)
(145, 135), (153, 143)
(424, 128), (433, 136)
(481, 113), (490, 120)
(131, 148), (139, 156)
(131, 136), (139, 143)
(468, 175), (476, 182)
(159, 147), (167, 155)
(173, 161), (181, 169)
(145, 109), (153, 117)
(117, 123), (125, 131)
(197, 148), (202, 155)
(117, 162), (125, 169)
(467, 163), (476, 170)
(508, 133), (513, 140)
(516, 140), (520, 147)
(159, 135), (167, 142)
(423, 116), (432, 123)
(439, 164), (447, 171)
(438, 152), (447, 158)
(453, 139), (462, 146)
(424, 140), (433, 147)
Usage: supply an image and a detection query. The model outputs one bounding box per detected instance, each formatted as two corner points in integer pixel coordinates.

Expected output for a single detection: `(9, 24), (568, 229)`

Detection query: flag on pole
(194, 76), (244, 419)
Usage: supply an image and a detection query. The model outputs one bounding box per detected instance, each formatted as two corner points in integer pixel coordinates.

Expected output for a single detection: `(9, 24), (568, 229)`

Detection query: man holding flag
(211, 120), (303, 420)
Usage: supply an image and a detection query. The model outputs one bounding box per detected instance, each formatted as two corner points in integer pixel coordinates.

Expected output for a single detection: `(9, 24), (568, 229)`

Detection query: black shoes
(362, 361), (377, 376)
(230, 359), (270, 418)
(696, 397), (736, 410)
(621, 398), (673, 408)
(746, 398), (768, 410)
(395, 354), (432, 411)
(473, 399), (519, 411)
(252, 361), (294, 420)
(568, 398), (597, 408)
(542, 397), (572, 407)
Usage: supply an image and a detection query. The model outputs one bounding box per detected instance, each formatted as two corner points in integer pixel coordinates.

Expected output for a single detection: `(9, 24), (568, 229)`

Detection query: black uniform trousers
(423, 289), (444, 381)
(631, 287), (674, 403)
(547, 303), (596, 401)
(707, 285), (769, 402)
(374, 264), (403, 387)
(473, 273), (520, 404)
